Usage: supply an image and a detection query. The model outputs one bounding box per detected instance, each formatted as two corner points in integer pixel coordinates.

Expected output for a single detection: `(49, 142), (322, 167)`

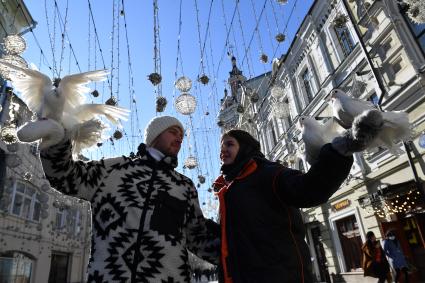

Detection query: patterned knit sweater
(40, 141), (219, 283)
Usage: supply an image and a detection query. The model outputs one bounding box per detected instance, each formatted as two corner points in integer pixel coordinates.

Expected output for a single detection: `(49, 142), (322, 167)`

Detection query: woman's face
(220, 135), (240, 165)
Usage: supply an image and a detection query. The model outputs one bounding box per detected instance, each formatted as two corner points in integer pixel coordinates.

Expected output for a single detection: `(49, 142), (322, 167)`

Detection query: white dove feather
(70, 119), (108, 156)
(300, 116), (344, 165)
(0, 60), (53, 116)
(70, 104), (130, 126)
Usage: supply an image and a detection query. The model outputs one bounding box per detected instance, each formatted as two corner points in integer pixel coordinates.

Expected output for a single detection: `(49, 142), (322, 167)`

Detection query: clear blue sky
(19, 0), (313, 217)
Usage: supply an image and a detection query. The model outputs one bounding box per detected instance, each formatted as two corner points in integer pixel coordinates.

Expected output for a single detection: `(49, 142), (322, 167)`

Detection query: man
(40, 115), (219, 283)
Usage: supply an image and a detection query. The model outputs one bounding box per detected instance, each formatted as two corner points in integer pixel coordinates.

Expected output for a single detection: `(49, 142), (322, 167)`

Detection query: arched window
(0, 252), (34, 283)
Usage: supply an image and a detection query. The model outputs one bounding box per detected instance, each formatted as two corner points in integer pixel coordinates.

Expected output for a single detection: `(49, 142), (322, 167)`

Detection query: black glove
(331, 109), (383, 156)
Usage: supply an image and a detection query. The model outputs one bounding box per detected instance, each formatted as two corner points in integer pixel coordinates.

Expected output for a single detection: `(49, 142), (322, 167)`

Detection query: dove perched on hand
(300, 116), (344, 165)
(330, 89), (411, 155)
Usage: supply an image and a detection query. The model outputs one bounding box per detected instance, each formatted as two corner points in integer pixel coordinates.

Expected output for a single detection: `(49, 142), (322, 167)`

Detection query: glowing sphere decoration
(3, 34), (27, 55)
(0, 54), (28, 80)
(175, 93), (196, 115)
(175, 76), (192, 92)
(184, 156), (198, 169)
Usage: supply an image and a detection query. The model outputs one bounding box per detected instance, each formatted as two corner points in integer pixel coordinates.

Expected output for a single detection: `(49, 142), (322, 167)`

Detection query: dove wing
(71, 104), (130, 125)
(0, 60), (52, 113)
(322, 117), (345, 143)
(58, 69), (109, 111)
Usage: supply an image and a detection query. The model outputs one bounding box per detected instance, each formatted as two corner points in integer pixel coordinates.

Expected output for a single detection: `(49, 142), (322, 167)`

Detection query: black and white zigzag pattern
(41, 140), (219, 283)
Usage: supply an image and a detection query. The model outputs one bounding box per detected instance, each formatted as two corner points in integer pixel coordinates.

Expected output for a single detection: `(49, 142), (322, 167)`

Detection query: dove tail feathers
(382, 111), (412, 142)
(71, 119), (107, 155)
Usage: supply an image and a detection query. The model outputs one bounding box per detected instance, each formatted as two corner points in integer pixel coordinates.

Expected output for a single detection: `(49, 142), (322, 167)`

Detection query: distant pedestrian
(383, 230), (409, 283)
(362, 231), (391, 283)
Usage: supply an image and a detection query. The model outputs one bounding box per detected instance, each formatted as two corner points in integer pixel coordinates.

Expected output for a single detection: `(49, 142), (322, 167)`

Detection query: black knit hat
(222, 129), (261, 152)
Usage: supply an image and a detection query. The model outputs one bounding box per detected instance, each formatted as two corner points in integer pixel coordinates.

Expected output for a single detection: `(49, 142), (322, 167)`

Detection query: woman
(362, 231), (391, 283)
(213, 129), (356, 283)
(383, 231), (409, 283)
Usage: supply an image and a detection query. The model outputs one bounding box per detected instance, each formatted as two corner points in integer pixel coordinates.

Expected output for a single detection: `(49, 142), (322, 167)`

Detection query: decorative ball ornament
(333, 14), (349, 28)
(277, 0), (288, 4)
(105, 96), (117, 106)
(0, 54), (28, 80)
(113, 130), (123, 140)
(1, 125), (18, 144)
(175, 93), (197, 115)
(404, 0), (425, 24)
(236, 104), (245, 114)
(260, 53), (268, 63)
(184, 156), (198, 169)
(270, 86), (285, 99)
(3, 34), (27, 55)
(23, 172), (32, 181)
(175, 76), (192, 92)
(198, 175), (206, 184)
(148, 72), (162, 85)
(198, 75), (209, 85)
(217, 120), (224, 127)
(275, 33), (286, 43)
(91, 90), (100, 97)
(156, 96), (167, 112)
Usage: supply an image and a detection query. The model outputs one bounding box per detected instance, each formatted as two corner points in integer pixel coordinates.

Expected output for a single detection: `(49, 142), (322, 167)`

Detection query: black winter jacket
(214, 144), (353, 283)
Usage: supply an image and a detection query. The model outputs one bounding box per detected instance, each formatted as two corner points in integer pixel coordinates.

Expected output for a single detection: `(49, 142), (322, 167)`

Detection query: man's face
(151, 126), (183, 156)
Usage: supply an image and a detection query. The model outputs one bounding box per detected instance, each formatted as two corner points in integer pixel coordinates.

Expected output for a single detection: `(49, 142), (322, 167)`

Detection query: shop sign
(332, 199), (351, 211)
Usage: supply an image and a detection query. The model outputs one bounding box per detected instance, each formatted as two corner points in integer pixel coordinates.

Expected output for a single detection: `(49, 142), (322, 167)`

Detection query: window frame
(10, 181), (42, 222)
(334, 25), (355, 57)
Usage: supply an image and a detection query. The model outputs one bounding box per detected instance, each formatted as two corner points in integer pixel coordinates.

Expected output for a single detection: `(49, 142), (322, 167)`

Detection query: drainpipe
(340, 0), (422, 192)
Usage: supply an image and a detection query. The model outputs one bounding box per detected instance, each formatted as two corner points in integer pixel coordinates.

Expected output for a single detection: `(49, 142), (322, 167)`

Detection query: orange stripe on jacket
(214, 159), (258, 283)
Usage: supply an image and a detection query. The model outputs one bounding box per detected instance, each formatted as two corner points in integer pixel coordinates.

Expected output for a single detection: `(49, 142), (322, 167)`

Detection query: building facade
(219, 0), (425, 282)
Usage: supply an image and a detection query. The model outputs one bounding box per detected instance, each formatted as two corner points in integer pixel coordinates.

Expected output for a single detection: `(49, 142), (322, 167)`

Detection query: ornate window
(335, 26), (355, 57)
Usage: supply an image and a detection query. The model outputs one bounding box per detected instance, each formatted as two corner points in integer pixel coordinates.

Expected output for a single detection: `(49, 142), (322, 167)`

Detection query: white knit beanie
(144, 116), (184, 146)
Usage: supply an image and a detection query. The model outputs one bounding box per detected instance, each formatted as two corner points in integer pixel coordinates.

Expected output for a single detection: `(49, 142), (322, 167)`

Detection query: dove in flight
(0, 60), (130, 152)
(299, 116), (344, 165)
(330, 89), (411, 155)
(0, 60), (109, 122)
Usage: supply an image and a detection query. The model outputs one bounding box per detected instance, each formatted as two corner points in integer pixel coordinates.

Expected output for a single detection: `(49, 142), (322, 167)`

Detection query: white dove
(299, 116), (345, 165)
(330, 88), (411, 155)
(0, 60), (129, 151)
